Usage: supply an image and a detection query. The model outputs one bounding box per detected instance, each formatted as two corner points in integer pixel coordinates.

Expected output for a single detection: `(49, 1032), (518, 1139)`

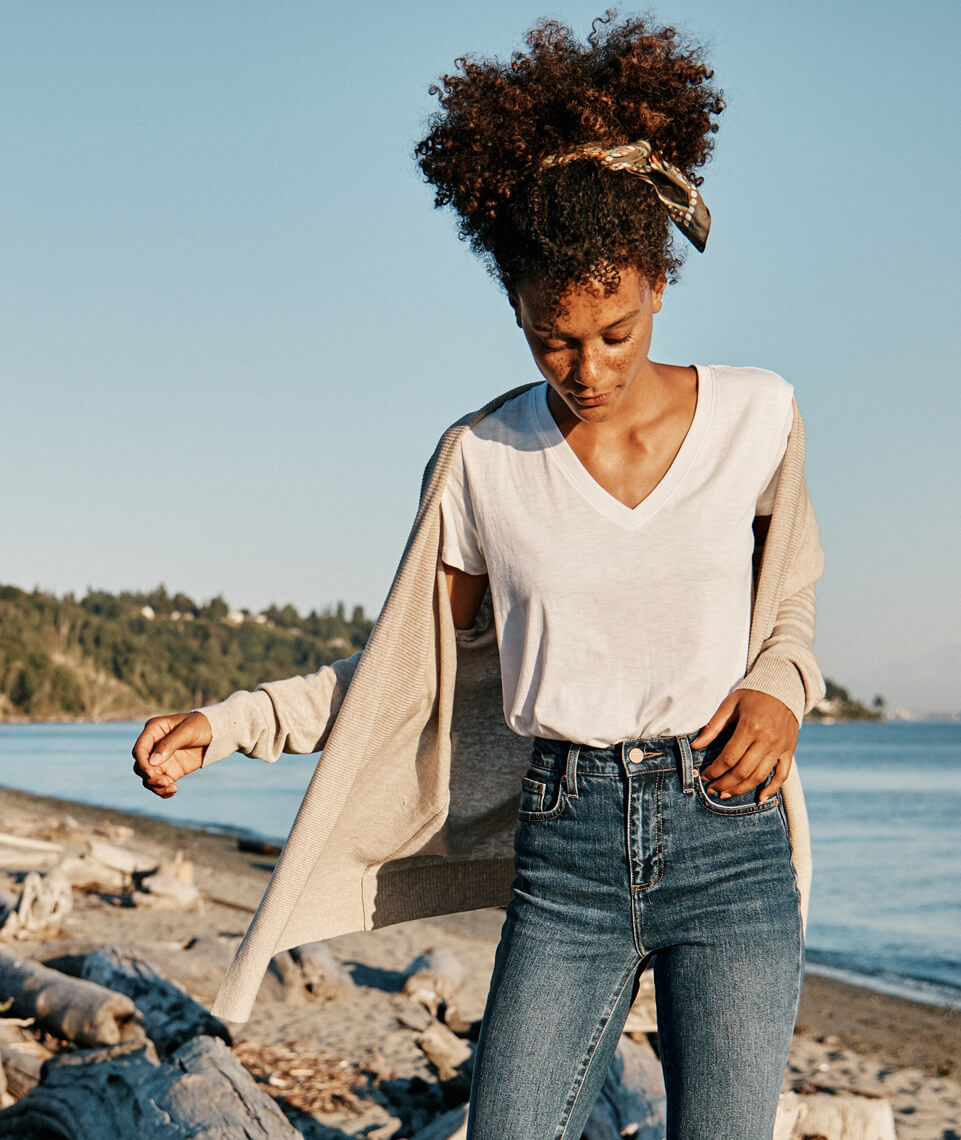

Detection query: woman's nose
(573, 346), (603, 389)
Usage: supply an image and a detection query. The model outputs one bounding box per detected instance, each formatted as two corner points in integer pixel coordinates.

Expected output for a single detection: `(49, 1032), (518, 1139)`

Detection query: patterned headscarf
(540, 140), (711, 253)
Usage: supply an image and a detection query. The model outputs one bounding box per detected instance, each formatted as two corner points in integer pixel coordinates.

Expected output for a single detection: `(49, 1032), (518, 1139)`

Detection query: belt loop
(564, 743), (580, 799)
(679, 735), (695, 795)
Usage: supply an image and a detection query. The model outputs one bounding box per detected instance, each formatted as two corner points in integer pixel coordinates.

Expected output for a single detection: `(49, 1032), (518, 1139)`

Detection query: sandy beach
(1, 784), (959, 1139)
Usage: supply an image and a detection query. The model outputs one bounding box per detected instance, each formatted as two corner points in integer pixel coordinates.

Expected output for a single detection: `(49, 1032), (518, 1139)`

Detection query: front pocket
(518, 772), (567, 821)
(694, 772), (781, 817)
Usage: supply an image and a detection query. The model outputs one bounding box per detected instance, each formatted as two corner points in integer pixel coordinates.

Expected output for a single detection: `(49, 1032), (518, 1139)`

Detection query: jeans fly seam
(556, 962), (640, 1140)
(633, 770), (665, 892)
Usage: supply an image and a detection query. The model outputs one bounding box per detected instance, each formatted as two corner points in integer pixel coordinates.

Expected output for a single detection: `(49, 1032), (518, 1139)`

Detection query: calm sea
(0, 719), (958, 1009)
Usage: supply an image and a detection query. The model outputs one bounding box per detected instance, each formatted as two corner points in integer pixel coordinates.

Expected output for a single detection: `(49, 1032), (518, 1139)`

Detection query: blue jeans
(466, 733), (804, 1140)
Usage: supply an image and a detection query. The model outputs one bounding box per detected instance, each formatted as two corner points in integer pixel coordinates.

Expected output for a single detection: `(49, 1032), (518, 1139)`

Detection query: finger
(148, 713), (210, 768)
(690, 695), (738, 750)
(712, 749), (778, 796)
(132, 718), (173, 769)
(759, 754), (793, 803)
(706, 735), (774, 788)
(699, 719), (755, 782)
(140, 770), (177, 798)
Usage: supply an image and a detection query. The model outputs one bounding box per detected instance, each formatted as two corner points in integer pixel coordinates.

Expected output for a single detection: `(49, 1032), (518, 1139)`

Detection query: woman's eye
(604, 333), (633, 345)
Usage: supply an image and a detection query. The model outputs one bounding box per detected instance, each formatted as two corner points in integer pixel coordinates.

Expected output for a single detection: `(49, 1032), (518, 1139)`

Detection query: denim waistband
(531, 733), (706, 796)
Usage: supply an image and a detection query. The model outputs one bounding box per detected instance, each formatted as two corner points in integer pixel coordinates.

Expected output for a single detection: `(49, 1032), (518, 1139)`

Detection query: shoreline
(2, 783), (960, 1071)
(2, 783), (960, 1136)
(3, 780), (959, 1015)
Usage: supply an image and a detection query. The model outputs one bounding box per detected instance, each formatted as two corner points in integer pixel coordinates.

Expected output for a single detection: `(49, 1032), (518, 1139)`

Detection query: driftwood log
(0, 951), (144, 1048)
(774, 1088), (898, 1140)
(403, 949), (466, 1015)
(289, 940), (355, 999)
(409, 1103), (468, 1140)
(0, 1035), (300, 1139)
(0, 1045), (44, 1101)
(582, 1033), (666, 1140)
(41, 946), (230, 1056)
(0, 871), (73, 939)
(415, 1020), (474, 1084)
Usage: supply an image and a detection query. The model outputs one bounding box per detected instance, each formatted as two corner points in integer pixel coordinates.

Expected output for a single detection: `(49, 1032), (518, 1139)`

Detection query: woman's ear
(651, 275), (666, 315)
(508, 292), (523, 328)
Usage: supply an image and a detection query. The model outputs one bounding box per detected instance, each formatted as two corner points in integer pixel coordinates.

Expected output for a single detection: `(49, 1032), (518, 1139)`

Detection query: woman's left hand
(690, 690), (799, 803)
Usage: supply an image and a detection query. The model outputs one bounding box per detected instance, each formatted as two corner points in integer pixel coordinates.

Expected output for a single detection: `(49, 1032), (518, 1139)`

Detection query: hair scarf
(540, 140), (711, 252)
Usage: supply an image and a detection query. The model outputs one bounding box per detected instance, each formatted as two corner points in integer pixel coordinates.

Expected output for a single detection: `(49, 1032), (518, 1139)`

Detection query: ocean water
(1, 719), (959, 1009)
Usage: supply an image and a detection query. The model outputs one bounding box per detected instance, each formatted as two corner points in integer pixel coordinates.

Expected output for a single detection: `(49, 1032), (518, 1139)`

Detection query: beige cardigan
(201, 384), (825, 1022)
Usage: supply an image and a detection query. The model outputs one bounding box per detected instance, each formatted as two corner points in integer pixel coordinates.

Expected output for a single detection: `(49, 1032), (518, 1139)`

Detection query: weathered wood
(290, 941), (355, 1000)
(403, 949), (466, 1018)
(0, 870), (73, 939)
(409, 1103), (469, 1140)
(623, 969), (658, 1035)
(0, 1045), (45, 1101)
(86, 838), (158, 876)
(0, 951), (145, 1048)
(55, 852), (128, 892)
(0, 833), (63, 854)
(237, 837), (282, 856)
(41, 946), (230, 1056)
(414, 1020), (473, 1083)
(582, 1033), (667, 1140)
(774, 1088), (897, 1140)
(0, 1035), (300, 1138)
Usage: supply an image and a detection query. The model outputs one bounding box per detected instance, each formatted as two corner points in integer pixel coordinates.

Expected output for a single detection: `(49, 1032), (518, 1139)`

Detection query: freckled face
(511, 267), (664, 429)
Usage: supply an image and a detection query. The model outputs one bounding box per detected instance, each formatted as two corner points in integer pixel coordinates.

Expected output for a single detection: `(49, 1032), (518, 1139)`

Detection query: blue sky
(2, 0), (959, 713)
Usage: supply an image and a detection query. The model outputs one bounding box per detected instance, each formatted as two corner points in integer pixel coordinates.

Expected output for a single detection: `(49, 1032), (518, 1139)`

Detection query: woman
(134, 15), (823, 1139)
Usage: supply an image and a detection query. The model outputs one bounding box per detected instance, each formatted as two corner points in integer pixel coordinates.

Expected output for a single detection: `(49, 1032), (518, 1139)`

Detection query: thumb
(149, 712), (212, 768)
(690, 694), (738, 750)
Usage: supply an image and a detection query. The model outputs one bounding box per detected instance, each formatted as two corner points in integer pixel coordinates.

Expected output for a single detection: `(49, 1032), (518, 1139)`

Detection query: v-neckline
(530, 364), (714, 527)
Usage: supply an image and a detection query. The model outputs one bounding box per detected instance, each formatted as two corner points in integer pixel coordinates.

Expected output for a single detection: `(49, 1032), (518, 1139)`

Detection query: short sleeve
(440, 446), (487, 576)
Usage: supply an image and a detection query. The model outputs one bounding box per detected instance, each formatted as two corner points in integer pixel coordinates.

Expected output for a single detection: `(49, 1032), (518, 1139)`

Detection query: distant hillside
(0, 584), (374, 721)
(807, 678), (884, 722)
(1, 582), (883, 725)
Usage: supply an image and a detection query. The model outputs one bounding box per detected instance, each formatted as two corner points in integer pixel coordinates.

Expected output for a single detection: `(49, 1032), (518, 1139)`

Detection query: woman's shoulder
(706, 363), (794, 399)
(444, 382), (545, 449)
(705, 364), (795, 422)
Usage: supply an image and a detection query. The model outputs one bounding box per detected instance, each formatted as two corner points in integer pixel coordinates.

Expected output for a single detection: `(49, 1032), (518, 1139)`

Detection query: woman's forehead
(516, 267), (650, 329)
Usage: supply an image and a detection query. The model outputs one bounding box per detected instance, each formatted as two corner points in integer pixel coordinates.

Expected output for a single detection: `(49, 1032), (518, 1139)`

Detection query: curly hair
(415, 12), (724, 310)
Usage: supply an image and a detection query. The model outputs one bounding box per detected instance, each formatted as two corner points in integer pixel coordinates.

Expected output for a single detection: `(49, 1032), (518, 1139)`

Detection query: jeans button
(628, 747), (645, 764)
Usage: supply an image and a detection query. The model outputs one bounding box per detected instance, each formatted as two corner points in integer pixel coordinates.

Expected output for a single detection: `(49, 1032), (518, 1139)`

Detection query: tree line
(0, 582), (882, 723)
(0, 584), (374, 721)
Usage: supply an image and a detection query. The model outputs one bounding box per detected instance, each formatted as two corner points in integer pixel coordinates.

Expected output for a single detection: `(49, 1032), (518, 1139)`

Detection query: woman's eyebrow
(533, 310), (641, 336)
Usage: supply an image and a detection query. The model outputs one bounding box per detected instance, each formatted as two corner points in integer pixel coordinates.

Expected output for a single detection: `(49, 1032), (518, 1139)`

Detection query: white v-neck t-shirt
(440, 365), (794, 746)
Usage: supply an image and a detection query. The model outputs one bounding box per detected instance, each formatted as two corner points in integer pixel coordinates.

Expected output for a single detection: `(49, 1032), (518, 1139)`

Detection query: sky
(2, 0), (959, 714)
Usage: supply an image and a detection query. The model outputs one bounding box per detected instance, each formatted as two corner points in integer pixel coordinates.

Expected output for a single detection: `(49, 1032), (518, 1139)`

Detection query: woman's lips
(573, 391), (612, 406)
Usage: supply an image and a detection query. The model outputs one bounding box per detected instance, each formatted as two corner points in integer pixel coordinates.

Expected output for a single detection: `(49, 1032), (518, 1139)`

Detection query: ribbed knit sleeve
(734, 582), (823, 724)
(198, 652), (362, 766)
(736, 406), (825, 724)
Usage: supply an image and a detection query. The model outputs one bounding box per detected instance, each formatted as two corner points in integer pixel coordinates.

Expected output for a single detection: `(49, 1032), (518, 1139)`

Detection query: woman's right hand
(131, 711), (212, 799)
